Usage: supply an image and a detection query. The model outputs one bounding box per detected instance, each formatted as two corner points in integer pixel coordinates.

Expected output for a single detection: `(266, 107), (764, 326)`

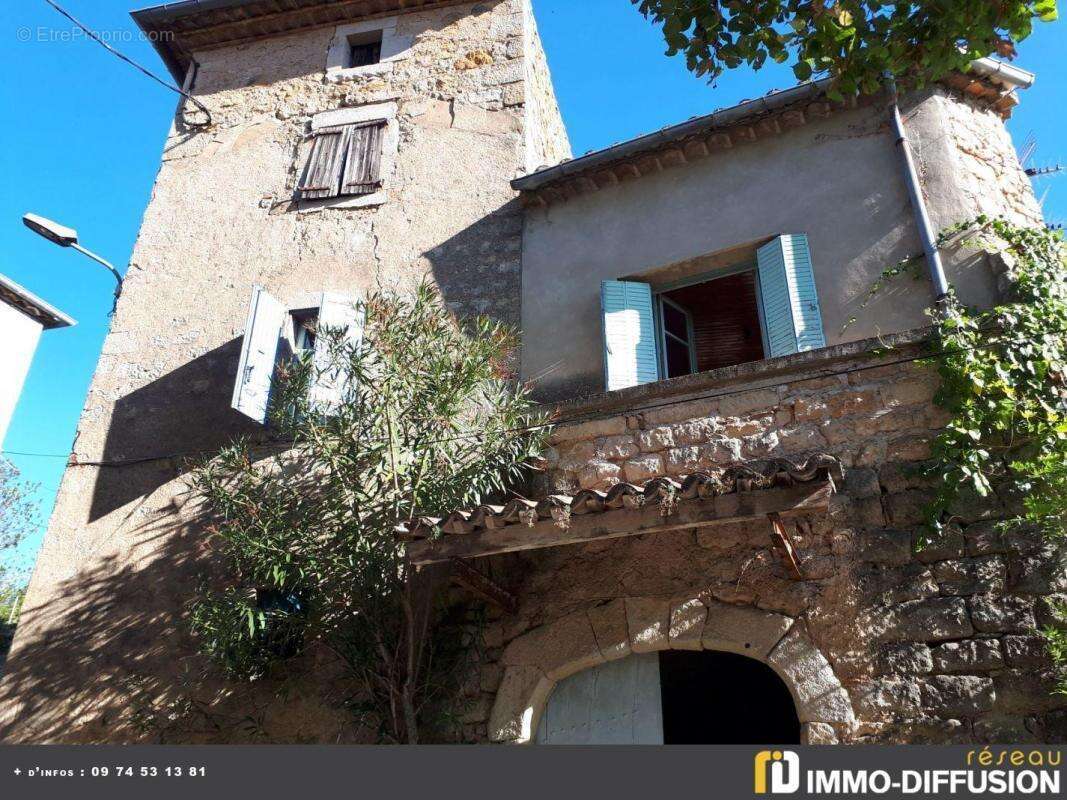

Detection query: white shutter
(601, 280), (659, 391)
(310, 292), (364, 412)
(232, 285), (286, 424)
(536, 653), (664, 744)
(756, 234), (826, 358)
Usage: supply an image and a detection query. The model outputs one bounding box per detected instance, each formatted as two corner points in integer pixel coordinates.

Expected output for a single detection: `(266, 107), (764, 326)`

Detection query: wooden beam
(768, 512), (804, 581)
(449, 558), (517, 614)
(181, 0), (465, 52)
(682, 138), (709, 160)
(659, 147), (688, 168)
(706, 132), (733, 150)
(407, 481), (833, 566)
(592, 169), (620, 189)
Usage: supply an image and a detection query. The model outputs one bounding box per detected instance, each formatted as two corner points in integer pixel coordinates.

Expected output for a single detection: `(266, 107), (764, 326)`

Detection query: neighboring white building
(0, 274), (75, 447)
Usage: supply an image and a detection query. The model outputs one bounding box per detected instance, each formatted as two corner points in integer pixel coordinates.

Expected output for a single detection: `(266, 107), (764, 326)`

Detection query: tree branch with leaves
(634, 1), (1057, 95)
(191, 283), (549, 742)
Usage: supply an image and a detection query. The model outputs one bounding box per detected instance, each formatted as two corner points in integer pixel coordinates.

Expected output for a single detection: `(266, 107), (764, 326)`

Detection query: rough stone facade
(0, 0), (569, 744)
(1, 0), (1060, 747)
(455, 336), (1067, 744)
(937, 92), (1044, 228)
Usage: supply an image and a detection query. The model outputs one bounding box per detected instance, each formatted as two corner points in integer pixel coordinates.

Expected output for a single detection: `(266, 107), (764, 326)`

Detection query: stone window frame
(325, 16), (414, 82)
(296, 101), (400, 213)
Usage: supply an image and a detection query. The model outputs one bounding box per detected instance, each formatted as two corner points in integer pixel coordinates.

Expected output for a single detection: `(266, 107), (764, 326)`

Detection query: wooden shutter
(601, 280), (659, 391)
(535, 653), (664, 745)
(232, 285), (287, 424)
(340, 121), (385, 196)
(310, 292), (364, 412)
(756, 234), (826, 358)
(297, 128), (347, 199)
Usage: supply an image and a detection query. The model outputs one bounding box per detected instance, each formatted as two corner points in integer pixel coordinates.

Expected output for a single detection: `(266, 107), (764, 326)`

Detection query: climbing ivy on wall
(919, 218), (1067, 542)
(865, 217), (1067, 691)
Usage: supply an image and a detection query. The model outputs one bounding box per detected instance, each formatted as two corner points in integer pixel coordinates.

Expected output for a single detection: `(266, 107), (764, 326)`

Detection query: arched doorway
(659, 650), (800, 743)
(535, 650), (800, 744)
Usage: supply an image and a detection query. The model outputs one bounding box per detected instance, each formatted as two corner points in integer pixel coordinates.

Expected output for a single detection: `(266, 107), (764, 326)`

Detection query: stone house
(0, 0), (1063, 745)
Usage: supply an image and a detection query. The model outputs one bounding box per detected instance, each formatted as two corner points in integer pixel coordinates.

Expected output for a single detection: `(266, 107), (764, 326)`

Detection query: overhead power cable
(3, 326), (1065, 467)
(42, 0), (212, 126)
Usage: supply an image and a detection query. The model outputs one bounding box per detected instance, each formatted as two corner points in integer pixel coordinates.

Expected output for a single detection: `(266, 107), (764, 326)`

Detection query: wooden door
(535, 653), (663, 744)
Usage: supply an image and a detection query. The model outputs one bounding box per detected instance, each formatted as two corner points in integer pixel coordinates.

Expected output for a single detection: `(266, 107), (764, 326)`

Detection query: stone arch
(489, 596), (855, 744)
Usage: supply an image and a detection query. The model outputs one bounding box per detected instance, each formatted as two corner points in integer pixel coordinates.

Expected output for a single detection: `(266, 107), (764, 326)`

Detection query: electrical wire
(4, 326), (1065, 467)
(41, 0), (212, 127)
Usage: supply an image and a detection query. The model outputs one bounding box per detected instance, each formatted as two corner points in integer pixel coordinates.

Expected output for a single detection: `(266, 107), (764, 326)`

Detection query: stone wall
(0, 0), (567, 744)
(939, 91), (1043, 228)
(519, 0), (571, 172)
(456, 335), (1067, 744)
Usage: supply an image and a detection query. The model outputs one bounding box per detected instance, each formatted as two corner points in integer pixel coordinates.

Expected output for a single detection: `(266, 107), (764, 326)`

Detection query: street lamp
(22, 213), (123, 308)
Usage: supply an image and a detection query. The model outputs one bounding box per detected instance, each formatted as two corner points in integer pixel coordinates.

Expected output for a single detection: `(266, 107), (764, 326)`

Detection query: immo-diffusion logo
(752, 747), (1062, 796)
(755, 750), (801, 794)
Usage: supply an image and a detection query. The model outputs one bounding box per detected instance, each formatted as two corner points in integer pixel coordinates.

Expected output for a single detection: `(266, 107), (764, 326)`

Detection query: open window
(231, 287), (364, 424)
(346, 29), (383, 68)
(601, 235), (825, 391)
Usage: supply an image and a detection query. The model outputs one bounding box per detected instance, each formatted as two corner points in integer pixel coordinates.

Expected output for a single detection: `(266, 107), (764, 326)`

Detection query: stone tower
(0, 0), (569, 742)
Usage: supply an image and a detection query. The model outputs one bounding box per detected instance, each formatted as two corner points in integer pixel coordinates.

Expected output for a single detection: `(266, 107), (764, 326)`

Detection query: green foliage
(0, 457), (36, 659)
(921, 218), (1067, 543)
(857, 218), (1067, 693)
(1042, 602), (1067, 695)
(0, 583), (23, 625)
(840, 252), (925, 334)
(191, 283), (549, 742)
(0, 457), (37, 558)
(1041, 601), (1067, 695)
(633, 1), (1055, 94)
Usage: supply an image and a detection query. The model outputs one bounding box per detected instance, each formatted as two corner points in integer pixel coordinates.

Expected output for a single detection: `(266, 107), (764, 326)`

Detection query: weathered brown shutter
(297, 128), (347, 199)
(340, 121), (385, 196)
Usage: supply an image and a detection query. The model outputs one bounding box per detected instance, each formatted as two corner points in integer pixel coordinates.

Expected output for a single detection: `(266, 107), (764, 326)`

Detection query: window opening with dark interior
(348, 30), (383, 68)
(657, 268), (766, 379)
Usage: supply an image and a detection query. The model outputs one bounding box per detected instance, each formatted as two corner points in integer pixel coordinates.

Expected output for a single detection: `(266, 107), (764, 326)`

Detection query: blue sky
(0, 0), (1063, 573)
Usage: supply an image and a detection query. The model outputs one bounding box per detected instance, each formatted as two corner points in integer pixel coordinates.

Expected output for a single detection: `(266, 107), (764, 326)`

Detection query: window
(656, 268), (767, 380)
(296, 120), (386, 202)
(658, 295), (697, 379)
(600, 235), (825, 392)
(291, 311), (317, 355)
(347, 30), (383, 68)
(232, 288), (364, 425)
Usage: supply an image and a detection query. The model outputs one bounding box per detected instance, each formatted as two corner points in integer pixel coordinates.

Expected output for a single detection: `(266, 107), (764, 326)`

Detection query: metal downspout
(886, 79), (950, 305)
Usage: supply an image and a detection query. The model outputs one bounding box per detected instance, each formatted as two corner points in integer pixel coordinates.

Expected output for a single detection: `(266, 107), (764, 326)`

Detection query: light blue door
(535, 653), (664, 744)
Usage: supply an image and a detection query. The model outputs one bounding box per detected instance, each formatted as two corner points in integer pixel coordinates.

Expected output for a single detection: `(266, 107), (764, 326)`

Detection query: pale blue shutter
(310, 292), (364, 412)
(756, 234), (826, 358)
(536, 653), (664, 744)
(601, 280), (659, 391)
(232, 285), (286, 424)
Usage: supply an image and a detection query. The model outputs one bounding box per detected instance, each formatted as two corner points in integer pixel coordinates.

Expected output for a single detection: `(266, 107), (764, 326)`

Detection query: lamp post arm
(70, 242), (123, 297)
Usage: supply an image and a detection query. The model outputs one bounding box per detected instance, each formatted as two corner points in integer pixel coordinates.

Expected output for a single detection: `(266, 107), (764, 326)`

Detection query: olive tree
(634, 1), (1057, 95)
(191, 283), (548, 743)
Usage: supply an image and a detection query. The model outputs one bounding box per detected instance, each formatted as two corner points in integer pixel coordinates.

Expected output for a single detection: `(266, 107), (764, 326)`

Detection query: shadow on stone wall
(421, 198), (524, 330)
(0, 503), (210, 741)
(89, 338), (270, 521)
(0, 494), (357, 743)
